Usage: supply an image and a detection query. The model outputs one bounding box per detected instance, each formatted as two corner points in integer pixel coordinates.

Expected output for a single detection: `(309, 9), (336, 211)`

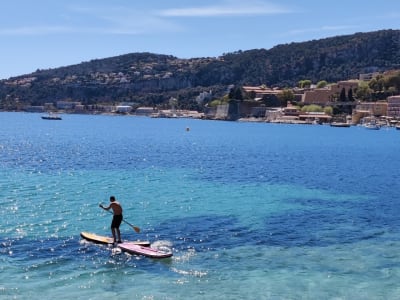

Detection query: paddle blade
(133, 226), (140, 233)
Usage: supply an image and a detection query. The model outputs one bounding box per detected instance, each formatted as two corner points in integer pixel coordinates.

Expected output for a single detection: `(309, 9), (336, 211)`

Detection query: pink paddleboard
(118, 242), (173, 259)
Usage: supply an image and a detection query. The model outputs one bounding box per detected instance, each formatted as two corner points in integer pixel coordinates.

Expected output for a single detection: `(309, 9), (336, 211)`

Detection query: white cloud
(0, 5), (183, 36)
(69, 5), (183, 35)
(0, 26), (74, 36)
(159, 0), (292, 17)
(0, 1), (291, 37)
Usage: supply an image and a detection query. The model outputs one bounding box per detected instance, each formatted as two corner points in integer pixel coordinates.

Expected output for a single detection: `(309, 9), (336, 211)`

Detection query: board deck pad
(118, 242), (173, 259)
(80, 232), (150, 247)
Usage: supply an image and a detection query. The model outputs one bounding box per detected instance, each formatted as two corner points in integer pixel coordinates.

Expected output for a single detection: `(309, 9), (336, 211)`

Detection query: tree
(298, 80), (312, 88)
(385, 72), (400, 93)
(388, 86), (397, 95)
(348, 88), (354, 101)
(262, 94), (281, 107)
(228, 86), (243, 100)
(277, 89), (295, 106)
(339, 88), (347, 102)
(369, 75), (385, 92)
(324, 106), (333, 115)
(169, 97), (178, 109)
(246, 90), (256, 100)
(356, 81), (372, 101)
(301, 104), (323, 112)
(209, 99), (223, 107)
(316, 80), (328, 88)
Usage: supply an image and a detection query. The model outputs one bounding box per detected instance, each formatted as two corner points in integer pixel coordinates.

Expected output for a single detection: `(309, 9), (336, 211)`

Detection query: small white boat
(330, 122), (350, 127)
(41, 113), (62, 120)
(364, 123), (380, 130)
(363, 119), (380, 130)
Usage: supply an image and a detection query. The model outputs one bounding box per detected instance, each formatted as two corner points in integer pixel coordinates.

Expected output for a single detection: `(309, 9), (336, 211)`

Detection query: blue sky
(1, 0), (399, 79)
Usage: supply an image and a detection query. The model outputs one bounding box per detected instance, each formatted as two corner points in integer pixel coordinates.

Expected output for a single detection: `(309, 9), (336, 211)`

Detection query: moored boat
(364, 123), (380, 130)
(330, 122), (350, 127)
(41, 113), (62, 120)
(362, 117), (381, 130)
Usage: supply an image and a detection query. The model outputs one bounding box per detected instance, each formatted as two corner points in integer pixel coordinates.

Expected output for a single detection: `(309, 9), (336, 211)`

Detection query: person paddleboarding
(99, 196), (123, 244)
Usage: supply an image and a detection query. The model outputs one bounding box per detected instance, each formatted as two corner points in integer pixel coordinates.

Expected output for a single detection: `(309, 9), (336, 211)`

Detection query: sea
(1, 112), (400, 299)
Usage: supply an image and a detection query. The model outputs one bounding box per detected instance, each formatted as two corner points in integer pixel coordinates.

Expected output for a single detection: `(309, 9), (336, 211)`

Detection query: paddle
(99, 204), (141, 233)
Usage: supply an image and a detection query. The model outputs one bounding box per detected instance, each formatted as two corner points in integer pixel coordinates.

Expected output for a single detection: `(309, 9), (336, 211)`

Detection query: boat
(330, 122), (350, 127)
(118, 242), (173, 259)
(41, 113), (62, 120)
(80, 231), (150, 247)
(363, 118), (380, 130)
(396, 124), (400, 130)
(364, 123), (380, 130)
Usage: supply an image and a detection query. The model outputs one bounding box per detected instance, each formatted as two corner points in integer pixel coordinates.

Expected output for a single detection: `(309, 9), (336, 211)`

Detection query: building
(135, 107), (157, 116)
(215, 104), (229, 119)
(352, 102), (388, 123)
(242, 85), (280, 100)
(302, 88), (332, 105)
(251, 106), (268, 118)
(302, 80), (359, 105)
(387, 96), (400, 119)
(298, 112), (332, 123)
(25, 106), (45, 113)
(355, 102), (387, 116)
(332, 80), (359, 93)
(56, 101), (82, 110)
(359, 72), (380, 81)
(282, 106), (299, 116)
(115, 105), (132, 113)
(265, 108), (283, 122)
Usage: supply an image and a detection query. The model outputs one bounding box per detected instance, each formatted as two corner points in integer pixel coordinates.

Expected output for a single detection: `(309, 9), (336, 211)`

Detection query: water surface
(1, 112), (400, 299)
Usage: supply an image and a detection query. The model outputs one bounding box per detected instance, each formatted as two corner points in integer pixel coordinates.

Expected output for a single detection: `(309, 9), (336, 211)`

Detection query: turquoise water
(1, 112), (400, 299)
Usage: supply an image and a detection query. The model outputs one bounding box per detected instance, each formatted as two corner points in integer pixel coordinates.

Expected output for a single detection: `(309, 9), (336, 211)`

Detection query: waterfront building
(115, 105), (132, 113)
(56, 101), (82, 110)
(387, 96), (400, 119)
(302, 80), (359, 105)
(352, 102), (388, 124)
(135, 107), (158, 116)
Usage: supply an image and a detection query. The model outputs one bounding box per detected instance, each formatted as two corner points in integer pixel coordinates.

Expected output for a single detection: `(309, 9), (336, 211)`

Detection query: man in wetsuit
(99, 196), (123, 243)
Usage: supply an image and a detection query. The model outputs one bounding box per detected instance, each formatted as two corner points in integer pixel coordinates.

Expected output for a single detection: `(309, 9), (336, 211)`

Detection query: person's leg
(115, 215), (122, 242)
(111, 226), (116, 242)
(116, 228), (121, 243)
(111, 216), (118, 243)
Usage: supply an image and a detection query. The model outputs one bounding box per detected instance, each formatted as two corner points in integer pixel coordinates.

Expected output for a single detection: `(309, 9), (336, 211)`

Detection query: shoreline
(3, 110), (400, 129)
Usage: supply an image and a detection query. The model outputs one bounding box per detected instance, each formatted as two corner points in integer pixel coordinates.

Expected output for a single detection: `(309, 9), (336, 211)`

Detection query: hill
(1, 29), (399, 110)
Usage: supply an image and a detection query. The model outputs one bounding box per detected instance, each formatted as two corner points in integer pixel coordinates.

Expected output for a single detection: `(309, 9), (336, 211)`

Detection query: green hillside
(1, 29), (399, 110)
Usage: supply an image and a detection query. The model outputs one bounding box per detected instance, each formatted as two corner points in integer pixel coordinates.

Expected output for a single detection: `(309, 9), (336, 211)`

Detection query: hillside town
(22, 70), (400, 129)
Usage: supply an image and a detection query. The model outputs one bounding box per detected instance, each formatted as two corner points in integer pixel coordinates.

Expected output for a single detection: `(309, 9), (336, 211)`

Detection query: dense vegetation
(1, 29), (399, 110)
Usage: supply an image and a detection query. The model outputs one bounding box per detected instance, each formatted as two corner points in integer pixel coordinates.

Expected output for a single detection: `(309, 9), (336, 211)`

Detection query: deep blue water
(1, 112), (400, 299)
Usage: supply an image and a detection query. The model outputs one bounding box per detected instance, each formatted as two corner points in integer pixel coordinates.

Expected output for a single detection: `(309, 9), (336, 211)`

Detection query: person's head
(110, 196), (116, 202)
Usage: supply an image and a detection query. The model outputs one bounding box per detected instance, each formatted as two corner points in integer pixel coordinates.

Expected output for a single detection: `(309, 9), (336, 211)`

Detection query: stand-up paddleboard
(80, 232), (150, 247)
(118, 242), (173, 259)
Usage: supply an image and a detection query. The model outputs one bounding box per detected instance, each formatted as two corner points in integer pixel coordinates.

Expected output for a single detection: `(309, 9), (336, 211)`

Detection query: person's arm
(99, 203), (111, 210)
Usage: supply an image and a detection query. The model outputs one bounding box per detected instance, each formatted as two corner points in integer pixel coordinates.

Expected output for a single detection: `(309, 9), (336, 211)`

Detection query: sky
(1, 0), (400, 80)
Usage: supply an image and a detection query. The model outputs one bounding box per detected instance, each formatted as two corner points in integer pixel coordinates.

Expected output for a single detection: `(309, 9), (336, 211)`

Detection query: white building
(116, 105), (132, 113)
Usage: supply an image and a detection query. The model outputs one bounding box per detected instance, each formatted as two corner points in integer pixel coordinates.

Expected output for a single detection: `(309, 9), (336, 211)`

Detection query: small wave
(150, 240), (174, 256)
(171, 248), (196, 263)
(151, 240), (173, 249)
(171, 267), (207, 278)
(111, 247), (122, 255)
